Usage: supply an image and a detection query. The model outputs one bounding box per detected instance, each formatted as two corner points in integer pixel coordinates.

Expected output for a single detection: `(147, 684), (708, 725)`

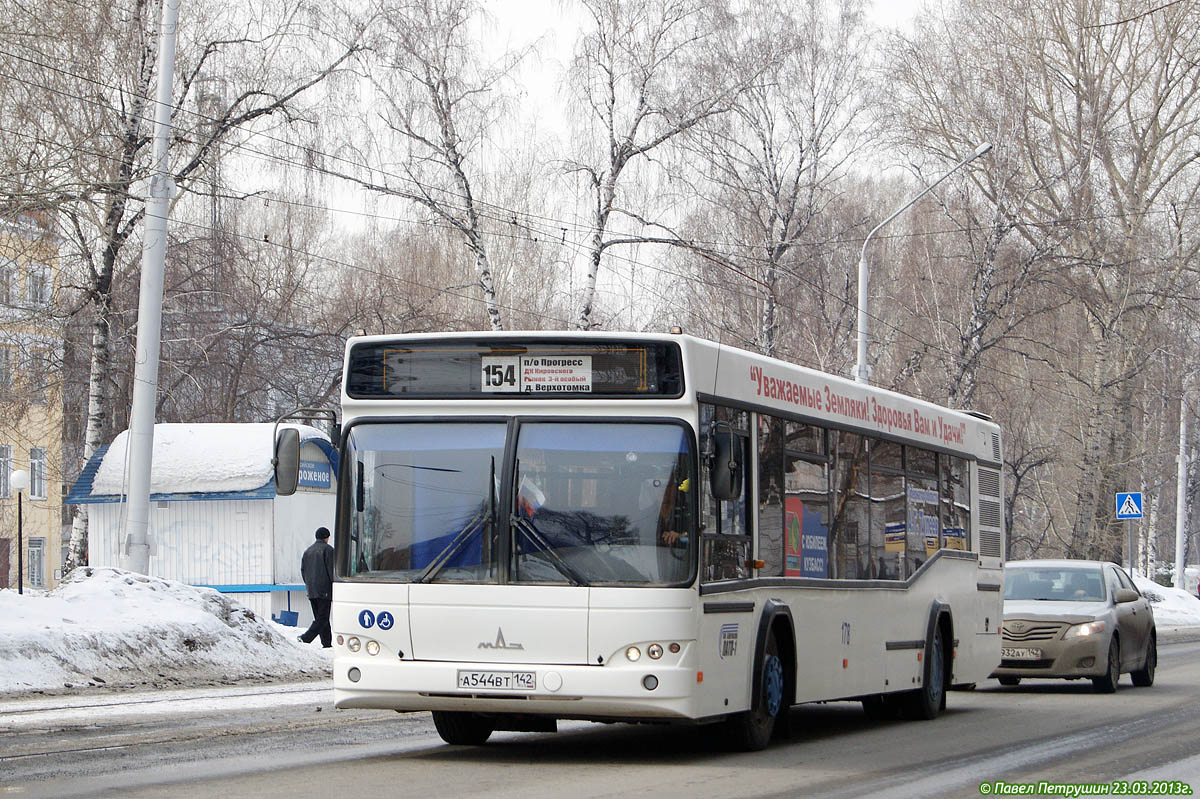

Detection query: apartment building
(0, 211), (63, 591)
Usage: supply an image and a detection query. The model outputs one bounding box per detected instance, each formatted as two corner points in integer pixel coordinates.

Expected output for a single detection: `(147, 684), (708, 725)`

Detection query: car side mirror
(274, 428), (300, 497)
(1114, 588), (1139, 604)
(708, 422), (742, 501)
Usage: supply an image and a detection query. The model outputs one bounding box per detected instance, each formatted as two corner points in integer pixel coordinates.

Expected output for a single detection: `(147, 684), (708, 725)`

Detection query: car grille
(1000, 658), (1055, 669)
(1001, 622), (1065, 641)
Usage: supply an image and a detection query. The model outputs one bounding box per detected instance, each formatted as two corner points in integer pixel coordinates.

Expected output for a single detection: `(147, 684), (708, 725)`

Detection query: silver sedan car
(992, 559), (1156, 693)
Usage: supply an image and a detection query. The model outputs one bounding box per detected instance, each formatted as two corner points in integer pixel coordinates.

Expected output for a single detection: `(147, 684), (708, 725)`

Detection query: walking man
(299, 527), (335, 648)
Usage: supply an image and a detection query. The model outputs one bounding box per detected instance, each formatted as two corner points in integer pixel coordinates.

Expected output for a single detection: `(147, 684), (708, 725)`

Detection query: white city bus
(279, 331), (1005, 749)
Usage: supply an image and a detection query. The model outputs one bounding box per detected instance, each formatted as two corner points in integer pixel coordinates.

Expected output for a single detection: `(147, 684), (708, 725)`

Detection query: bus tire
(432, 711), (495, 745)
(900, 622), (947, 720)
(728, 633), (784, 751)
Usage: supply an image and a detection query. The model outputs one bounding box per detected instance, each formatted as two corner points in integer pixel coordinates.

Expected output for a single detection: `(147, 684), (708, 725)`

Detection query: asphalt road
(4, 636), (1200, 799)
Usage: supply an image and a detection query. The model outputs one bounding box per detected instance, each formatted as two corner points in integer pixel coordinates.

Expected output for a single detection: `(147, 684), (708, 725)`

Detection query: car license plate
(457, 670), (536, 691)
(1001, 647), (1042, 660)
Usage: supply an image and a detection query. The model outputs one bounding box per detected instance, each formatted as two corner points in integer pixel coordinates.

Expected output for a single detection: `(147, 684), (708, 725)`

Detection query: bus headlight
(648, 643), (663, 660)
(347, 637), (361, 652)
(366, 640), (380, 656)
(625, 646), (641, 662)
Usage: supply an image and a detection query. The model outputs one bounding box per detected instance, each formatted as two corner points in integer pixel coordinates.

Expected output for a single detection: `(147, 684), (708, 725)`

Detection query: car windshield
(343, 420), (695, 586)
(1004, 567), (1107, 602)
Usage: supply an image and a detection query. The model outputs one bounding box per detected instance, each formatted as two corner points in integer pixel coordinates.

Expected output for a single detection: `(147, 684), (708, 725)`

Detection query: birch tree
(891, 0), (1200, 561)
(674, 0), (873, 360)
(343, 0), (529, 331)
(565, 0), (737, 330)
(0, 0), (362, 570)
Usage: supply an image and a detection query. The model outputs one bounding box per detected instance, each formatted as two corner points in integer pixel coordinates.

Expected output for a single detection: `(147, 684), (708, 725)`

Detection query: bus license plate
(457, 670), (536, 691)
(1001, 647), (1041, 660)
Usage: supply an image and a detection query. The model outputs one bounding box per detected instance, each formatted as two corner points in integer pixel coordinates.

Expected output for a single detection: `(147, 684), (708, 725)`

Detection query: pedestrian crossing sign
(1115, 492), (1143, 520)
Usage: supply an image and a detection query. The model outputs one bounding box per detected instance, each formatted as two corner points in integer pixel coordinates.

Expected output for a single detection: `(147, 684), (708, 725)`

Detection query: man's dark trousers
(300, 597), (332, 647)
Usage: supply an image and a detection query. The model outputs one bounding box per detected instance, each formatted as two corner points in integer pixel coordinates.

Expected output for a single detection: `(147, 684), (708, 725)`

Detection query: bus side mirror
(709, 424), (742, 501)
(274, 428), (300, 496)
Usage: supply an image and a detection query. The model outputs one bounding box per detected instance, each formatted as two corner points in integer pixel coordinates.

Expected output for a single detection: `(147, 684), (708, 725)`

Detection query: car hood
(1003, 599), (1111, 623)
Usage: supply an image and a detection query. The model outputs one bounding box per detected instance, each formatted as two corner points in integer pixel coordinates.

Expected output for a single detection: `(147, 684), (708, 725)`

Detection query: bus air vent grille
(979, 528), (1003, 558)
(978, 499), (1002, 528)
(991, 433), (1002, 463)
(978, 467), (1001, 498)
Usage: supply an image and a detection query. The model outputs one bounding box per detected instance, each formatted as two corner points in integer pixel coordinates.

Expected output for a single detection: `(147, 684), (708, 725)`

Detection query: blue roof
(67, 430), (339, 505)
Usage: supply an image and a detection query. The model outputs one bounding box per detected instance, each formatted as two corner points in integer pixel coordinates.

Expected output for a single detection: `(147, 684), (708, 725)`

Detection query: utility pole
(1175, 378), (1192, 589)
(853, 143), (992, 385)
(122, 0), (180, 575)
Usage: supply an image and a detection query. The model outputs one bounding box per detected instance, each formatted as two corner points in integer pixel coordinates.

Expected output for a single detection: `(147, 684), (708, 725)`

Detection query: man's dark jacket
(301, 540), (335, 599)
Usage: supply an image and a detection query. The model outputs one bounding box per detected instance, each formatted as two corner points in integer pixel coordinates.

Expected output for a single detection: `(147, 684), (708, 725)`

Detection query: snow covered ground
(1130, 573), (1200, 628)
(1, 565), (1197, 697)
(0, 567), (331, 695)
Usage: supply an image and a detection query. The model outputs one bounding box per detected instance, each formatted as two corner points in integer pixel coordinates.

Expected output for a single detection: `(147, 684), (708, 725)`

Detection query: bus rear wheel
(900, 624), (946, 720)
(432, 711), (495, 745)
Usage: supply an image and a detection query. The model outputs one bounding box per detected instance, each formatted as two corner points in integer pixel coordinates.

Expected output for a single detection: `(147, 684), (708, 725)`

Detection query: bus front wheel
(728, 633), (784, 751)
(432, 711), (495, 745)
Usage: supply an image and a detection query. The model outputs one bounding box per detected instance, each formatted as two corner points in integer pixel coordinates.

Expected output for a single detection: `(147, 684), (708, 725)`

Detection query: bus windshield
(344, 421), (695, 586)
(346, 422), (506, 583)
(512, 422), (694, 585)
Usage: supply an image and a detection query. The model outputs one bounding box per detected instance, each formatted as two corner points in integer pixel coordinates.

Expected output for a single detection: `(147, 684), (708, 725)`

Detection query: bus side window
(700, 404), (751, 582)
(757, 415), (785, 578)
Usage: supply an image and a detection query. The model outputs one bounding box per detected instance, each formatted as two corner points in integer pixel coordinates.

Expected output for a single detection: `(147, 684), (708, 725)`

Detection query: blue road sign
(1115, 492), (1143, 520)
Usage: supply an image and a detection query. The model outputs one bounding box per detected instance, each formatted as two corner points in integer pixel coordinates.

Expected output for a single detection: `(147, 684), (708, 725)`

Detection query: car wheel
(431, 711), (495, 745)
(997, 676), (1021, 687)
(1092, 638), (1120, 694)
(1131, 633), (1156, 687)
(900, 624), (946, 720)
(728, 633), (784, 750)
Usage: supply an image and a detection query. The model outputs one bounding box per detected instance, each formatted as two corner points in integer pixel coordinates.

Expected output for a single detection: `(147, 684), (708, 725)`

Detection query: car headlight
(1063, 620), (1107, 639)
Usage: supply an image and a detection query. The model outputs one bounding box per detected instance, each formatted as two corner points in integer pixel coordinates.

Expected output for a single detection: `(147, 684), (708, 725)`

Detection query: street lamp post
(11, 469), (29, 595)
(853, 142), (994, 385)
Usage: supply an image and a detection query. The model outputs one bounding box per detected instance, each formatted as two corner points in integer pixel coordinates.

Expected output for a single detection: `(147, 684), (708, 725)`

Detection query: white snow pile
(1132, 573), (1200, 628)
(0, 567), (331, 695)
(92, 422), (327, 496)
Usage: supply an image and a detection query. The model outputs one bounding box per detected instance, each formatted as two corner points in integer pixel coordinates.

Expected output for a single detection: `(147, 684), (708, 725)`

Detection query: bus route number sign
(481, 355), (593, 394)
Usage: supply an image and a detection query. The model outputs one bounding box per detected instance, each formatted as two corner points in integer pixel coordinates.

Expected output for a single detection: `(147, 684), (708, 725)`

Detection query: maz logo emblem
(479, 627), (524, 650)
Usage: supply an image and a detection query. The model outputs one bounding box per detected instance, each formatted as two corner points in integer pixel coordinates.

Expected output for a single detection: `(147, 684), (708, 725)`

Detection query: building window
(30, 447), (47, 499)
(0, 346), (9, 390)
(27, 263), (51, 305)
(0, 258), (15, 305)
(27, 349), (47, 404)
(28, 538), (45, 588)
(0, 444), (10, 498)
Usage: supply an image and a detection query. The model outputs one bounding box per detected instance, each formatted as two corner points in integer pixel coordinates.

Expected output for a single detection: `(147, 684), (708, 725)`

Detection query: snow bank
(0, 567), (331, 695)
(91, 422), (327, 496)
(1132, 573), (1200, 628)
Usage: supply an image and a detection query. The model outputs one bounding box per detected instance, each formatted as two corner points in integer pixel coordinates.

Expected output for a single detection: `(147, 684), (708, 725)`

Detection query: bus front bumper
(332, 656), (701, 720)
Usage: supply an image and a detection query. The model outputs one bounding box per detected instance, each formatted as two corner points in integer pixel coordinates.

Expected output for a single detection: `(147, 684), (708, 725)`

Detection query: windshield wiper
(418, 458), (497, 583)
(510, 514), (587, 586)
(417, 511), (486, 583)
